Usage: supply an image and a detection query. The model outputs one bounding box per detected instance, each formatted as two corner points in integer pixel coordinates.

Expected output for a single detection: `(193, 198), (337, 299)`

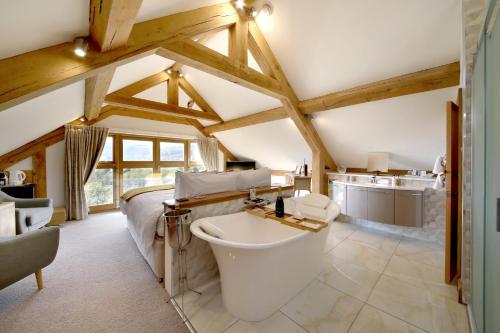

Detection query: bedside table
(0, 202), (15, 236)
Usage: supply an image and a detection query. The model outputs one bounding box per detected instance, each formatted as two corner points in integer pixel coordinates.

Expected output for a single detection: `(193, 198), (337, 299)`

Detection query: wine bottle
(275, 187), (285, 218)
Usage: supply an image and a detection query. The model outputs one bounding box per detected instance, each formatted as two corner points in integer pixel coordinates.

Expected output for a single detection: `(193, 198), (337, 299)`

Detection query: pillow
(236, 168), (272, 190)
(300, 193), (331, 209)
(174, 172), (239, 199)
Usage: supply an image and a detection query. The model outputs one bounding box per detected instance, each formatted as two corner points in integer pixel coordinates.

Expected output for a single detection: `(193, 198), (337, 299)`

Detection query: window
(160, 142), (184, 161)
(160, 167), (184, 185)
(85, 168), (114, 207)
(123, 168), (156, 192)
(86, 134), (207, 212)
(100, 137), (114, 162)
(123, 139), (153, 161)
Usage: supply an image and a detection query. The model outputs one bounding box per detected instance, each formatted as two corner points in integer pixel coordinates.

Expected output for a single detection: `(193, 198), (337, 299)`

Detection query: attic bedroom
(1, 0), (499, 332)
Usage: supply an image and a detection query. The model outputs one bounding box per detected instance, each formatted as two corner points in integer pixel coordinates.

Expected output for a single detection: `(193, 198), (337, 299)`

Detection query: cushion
(174, 172), (239, 199)
(300, 193), (331, 209)
(236, 168), (272, 190)
(23, 207), (53, 227)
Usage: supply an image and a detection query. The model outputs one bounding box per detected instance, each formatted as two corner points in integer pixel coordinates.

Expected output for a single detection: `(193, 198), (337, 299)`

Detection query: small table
(0, 202), (15, 237)
(286, 174), (312, 196)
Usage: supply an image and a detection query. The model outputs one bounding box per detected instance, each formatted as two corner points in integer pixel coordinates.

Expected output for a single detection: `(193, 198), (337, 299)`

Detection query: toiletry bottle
(275, 187), (285, 218)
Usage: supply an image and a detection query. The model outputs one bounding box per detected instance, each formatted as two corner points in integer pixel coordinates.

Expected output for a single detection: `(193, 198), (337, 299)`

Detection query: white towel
(432, 155), (445, 174)
(300, 193), (330, 209)
(297, 203), (328, 221)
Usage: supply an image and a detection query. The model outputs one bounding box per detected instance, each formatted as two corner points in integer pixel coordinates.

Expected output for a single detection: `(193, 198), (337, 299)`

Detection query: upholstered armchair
(0, 190), (53, 234)
(0, 226), (59, 290)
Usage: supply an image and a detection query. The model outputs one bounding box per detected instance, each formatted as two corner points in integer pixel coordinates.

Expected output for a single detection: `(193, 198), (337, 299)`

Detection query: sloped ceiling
(0, 0), (461, 171)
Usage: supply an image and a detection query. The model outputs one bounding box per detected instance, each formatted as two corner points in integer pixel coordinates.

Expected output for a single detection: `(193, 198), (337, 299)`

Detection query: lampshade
(367, 152), (389, 173)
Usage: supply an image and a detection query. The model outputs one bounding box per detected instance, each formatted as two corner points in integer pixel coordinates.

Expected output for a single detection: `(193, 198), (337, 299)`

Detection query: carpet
(0, 212), (189, 333)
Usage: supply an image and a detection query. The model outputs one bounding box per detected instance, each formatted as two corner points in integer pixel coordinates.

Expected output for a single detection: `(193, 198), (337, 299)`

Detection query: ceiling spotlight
(235, 0), (245, 9)
(79, 116), (86, 122)
(260, 2), (273, 16)
(187, 100), (195, 108)
(251, 9), (258, 17)
(179, 72), (184, 78)
(166, 68), (172, 74)
(73, 37), (88, 57)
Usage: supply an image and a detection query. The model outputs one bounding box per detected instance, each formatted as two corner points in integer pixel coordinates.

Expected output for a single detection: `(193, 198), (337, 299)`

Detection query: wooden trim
(300, 62), (460, 114)
(32, 149), (47, 198)
(85, 70), (116, 120)
(157, 39), (285, 99)
(108, 71), (169, 97)
(164, 185), (294, 209)
(0, 3), (238, 111)
(204, 107), (288, 134)
(345, 168), (417, 176)
(104, 95), (221, 121)
(0, 127), (65, 170)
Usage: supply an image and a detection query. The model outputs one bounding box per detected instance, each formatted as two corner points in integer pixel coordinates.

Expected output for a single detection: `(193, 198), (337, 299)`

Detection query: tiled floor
(176, 221), (469, 333)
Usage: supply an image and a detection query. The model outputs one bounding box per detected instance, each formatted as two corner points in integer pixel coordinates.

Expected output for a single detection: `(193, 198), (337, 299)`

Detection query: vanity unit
(329, 174), (430, 227)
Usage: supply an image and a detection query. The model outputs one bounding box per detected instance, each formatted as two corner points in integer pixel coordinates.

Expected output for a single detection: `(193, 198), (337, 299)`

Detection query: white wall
(313, 87), (458, 170)
(46, 141), (65, 207)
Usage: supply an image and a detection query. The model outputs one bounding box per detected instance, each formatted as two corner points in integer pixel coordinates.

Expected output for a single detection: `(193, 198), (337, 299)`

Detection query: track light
(179, 72), (184, 78)
(260, 2), (273, 17)
(73, 37), (88, 57)
(166, 68), (172, 74)
(79, 116), (86, 122)
(235, 0), (245, 9)
(187, 100), (195, 108)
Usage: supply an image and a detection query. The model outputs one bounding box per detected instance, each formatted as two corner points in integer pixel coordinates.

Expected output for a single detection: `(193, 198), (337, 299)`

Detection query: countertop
(329, 180), (428, 191)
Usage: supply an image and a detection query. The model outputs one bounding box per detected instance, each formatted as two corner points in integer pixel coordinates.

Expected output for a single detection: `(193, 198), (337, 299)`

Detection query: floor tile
(367, 275), (468, 333)
(348, 227), (401, 257)
(348, 304), (426, 333)
(324, 221), (358, 252)
(395, 237), (444, 269)
(281, 280), (363, 333)
(176, 282), (237, 333)
(383, 255), (457, 301)
(319, 254), (380, 301)
(330, 239), (391, 273)
(224, 311), (307, 333)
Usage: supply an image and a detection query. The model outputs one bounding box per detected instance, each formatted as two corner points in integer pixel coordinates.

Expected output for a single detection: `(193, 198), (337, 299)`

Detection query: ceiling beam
(104, 95), (222, 121)
(228, 17), (249, 66)
(204, 61), (461, 133)
(84, 0), (143, 120)
(300, 62), (461, 114)
(204, 107), (288, 134)
(167, 70), (180, 105)
(85, 105), (194, 126)
(108, 71), (169, 97)
(0, 2), (238, 112)
(157, 39), (285, 99)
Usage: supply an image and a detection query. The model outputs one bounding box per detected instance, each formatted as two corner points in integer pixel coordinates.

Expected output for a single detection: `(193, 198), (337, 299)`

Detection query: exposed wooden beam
(204, 107), (288, 134)
(0, 3), (238, 112)
(104, 95), (222, 121)
(157, 39), (285, 99)
(85, 71), (116, 120)
(167, 70), (180, 105)
(0, 127), (65, 170)
(300, 62), (461, 114)
(178, 77), (223, 121)
(228, 18), (249, 65)
(205, 62), (461, 133)
(85, 0), (143, 120)
(247, 20), (336, 194)
(108, 71), (169, 97)
(188, 120), (238, 162)
(32, 150), (47, 198)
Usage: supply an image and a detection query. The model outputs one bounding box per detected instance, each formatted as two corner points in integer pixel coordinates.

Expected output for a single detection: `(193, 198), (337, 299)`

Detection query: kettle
(9, 170), (26, 185)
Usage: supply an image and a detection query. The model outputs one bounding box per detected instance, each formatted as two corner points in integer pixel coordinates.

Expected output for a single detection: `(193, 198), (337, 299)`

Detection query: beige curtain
(197, 137), (219, 172)
(64, 125), (109, 220)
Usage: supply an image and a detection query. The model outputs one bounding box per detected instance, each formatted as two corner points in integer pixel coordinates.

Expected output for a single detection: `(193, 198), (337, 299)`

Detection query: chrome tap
(370, 176), (377, 184)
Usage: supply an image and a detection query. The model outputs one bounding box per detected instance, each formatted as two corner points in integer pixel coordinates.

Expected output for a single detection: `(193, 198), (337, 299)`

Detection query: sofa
(0, 190), (53, 234)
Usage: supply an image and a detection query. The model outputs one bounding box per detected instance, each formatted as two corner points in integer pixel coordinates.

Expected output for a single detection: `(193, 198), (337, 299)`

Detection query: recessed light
(73, 37), (88, 57)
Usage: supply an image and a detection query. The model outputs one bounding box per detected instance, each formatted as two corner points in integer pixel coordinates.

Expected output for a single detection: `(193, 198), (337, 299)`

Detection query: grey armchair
(0, 190), (53, 234)
(0, 226), (59, 290)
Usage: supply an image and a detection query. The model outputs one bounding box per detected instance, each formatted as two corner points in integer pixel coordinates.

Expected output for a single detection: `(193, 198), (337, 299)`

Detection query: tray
(244, 206), (328, 233)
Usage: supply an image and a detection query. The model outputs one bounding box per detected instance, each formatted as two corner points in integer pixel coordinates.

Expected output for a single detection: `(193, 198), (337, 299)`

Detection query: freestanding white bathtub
(190, 210), (330, 321)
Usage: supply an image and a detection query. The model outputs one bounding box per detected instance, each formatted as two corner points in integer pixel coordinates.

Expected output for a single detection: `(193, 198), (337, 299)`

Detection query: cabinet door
(331, 183), (347, 214)
(367, 188), (395, 225)
(346, 186), (367, 219)
(395, 190), (423, 227)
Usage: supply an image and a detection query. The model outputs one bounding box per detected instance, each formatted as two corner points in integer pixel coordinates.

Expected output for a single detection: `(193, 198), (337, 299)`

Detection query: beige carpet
(0, 212), (189, 333)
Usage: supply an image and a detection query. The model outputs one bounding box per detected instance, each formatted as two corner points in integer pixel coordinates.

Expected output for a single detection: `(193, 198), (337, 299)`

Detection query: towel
(297, 203), (328, 221)
(432, 155), (445, 174)
(300, 193), (330, 209)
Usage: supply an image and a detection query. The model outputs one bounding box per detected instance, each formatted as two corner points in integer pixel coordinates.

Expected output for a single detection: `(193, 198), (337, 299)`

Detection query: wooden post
(167, 70), (179, 106)
(311, 151), (327, 195)
(32, 149), (47, 198)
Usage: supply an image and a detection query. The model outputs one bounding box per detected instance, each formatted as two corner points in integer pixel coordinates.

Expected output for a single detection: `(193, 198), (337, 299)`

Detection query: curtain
(196, 137), (219, 172)
(64, 125), (109, 220)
